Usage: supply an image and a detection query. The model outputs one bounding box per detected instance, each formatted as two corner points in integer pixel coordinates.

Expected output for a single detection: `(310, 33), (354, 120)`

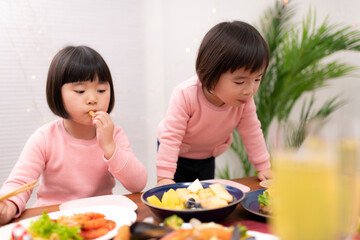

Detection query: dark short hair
(46, 45), (115, 118)
(196, 21), (270, 91)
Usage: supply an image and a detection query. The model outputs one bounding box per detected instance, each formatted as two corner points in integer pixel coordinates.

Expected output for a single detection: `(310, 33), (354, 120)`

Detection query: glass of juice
(270, 136), (359, 240)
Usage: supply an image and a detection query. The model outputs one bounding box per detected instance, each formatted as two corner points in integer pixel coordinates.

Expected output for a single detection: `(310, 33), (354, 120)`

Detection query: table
(12, 176), (270, 233)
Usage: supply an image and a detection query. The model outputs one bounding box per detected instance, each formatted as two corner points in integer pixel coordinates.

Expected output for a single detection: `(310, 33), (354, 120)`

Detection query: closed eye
(255, 78), (262, 82)
(235, 81), (244, 85)
(98, 89), (106, 93)
(74, 90), (84, 94)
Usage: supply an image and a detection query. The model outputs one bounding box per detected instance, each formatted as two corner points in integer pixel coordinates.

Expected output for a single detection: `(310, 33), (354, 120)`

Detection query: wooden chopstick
(0, 180), (39, 201)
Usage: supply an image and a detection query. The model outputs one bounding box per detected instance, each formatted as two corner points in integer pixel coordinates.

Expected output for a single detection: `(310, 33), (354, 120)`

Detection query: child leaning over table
(0, 45), (147, 225)
(156, 21), (273, 186)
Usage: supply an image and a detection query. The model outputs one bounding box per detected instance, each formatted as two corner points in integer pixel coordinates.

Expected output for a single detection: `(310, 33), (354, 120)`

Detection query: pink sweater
(157, 76), (270, 179)
(0, 119), (147, 216)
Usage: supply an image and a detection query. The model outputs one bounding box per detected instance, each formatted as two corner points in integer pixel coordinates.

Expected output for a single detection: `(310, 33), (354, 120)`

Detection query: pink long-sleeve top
(157, 75), (270, 179)
(0, 119), (147, 216)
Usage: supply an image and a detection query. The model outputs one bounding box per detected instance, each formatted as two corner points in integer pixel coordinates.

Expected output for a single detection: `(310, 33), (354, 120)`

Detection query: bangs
(196, 21), (270, 91)
(228, 39), (269, 73)
(61, 47), (111, 85)
(221, 25), (269, 74)
(46, 45), (115, 118)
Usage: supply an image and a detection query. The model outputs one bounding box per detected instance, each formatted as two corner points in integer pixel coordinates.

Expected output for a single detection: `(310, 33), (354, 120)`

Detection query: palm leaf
(228, 0), (360, 178)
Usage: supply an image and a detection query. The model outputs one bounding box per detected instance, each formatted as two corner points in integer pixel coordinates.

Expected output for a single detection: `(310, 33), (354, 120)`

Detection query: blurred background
(0, 0), (359, 207)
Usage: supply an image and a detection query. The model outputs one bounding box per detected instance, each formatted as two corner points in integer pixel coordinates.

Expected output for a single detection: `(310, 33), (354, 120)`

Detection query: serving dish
(59, 194), (137, 211)
(201, 179), (250, 192)
(240, 189), (271, 218)
(141, 182), (245, 222)
(0, 205), (137, 240)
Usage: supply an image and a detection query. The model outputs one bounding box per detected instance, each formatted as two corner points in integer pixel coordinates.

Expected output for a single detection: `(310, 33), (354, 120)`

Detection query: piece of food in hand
(209, 183), (233, 202)
(187, 178), (203, 193)
(89, 110), (94, 116)
(258, 186), (274, 214)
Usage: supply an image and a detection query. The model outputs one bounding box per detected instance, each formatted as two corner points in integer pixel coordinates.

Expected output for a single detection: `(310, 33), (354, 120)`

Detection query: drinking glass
(270, 130), (359, 239)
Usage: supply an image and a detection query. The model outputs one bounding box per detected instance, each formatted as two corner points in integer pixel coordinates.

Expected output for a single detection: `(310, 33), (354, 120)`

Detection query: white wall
(0, 0), (359, 207)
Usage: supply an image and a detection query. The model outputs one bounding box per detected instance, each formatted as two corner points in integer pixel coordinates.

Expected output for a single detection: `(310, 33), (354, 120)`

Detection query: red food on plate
(58, 212), (116, 239)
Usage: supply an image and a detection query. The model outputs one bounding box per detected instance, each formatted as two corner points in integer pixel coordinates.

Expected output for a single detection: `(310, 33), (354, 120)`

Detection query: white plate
(180, 223), (278, 240)
(0, 205), (137, 240)
(201, 179), (251, 192)
(59, 194), (137, 211)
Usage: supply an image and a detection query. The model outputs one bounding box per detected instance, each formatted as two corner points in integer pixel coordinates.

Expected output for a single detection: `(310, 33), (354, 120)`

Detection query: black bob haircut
(46, 45), (115, 118)
(196, 21), (270, 91)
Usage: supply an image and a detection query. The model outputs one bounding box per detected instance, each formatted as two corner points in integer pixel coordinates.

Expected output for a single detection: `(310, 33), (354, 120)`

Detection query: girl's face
(61, 76), (111, 124)
(205, 67), (264, 107)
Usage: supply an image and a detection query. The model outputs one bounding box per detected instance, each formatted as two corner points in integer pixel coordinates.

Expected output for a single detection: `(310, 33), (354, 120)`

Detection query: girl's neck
(63, 119), (96, 140)
(202, 87), (224, 107)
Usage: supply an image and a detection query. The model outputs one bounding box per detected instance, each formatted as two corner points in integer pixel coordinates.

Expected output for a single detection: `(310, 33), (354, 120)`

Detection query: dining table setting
(2, 176), (276, 240)
(2, 173), (360, 240)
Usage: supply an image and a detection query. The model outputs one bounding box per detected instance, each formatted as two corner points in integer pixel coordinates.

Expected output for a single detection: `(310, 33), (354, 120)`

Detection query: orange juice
(271, 151), (340, 240)
(271, 137), (360, 240)
(338, 139), (360, 236)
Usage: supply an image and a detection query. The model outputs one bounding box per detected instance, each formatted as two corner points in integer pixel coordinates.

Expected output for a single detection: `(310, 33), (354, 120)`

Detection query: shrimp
(79, 220), (116, 239)
(82, 218), (107, 230)
(80, 227), (109, 239)
(57, 212), (115, 239)
(105, 219), (116, 231)
(57, 214), (90, 227)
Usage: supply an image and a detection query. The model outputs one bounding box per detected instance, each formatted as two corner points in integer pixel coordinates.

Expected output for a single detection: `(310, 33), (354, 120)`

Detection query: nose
(242, 83), (253, 96)
(86, 91), (97, 105)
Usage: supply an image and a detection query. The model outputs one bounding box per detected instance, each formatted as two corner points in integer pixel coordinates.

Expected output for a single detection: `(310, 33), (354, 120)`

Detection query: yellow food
(161, 189), (183, 209)
(146, 179), (233, 210)
(198, 188), (215, 201)
(113, 225), (131, 240)
(187, 179), (203, 193)
(147, 195), (162, 207)
(89, 110), (94, 116)
(201, 196), (228, 209)
(210, 183), (233, 202)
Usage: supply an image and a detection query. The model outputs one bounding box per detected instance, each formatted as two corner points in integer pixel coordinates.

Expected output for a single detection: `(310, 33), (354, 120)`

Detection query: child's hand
(156, 177), (175, 187)
(257, 168), (273, 181)
(0, 200), (17, 226)
(92, 111), (116, 159)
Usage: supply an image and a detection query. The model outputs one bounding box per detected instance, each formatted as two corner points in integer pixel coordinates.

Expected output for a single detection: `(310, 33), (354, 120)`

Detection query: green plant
(220, 1), (360, 178)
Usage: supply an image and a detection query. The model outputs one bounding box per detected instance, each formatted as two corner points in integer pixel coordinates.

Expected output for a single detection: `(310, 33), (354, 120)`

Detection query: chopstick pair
(0, 180), (39, 202)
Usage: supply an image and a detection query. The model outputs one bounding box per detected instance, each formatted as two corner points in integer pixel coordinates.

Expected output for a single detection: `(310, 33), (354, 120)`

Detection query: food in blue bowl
(141, 180), (245, 222)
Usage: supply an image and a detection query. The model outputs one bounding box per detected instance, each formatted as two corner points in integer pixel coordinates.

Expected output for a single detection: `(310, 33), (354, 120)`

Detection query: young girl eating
(0, 45), (147, 225)
(156, 21), (272, 186)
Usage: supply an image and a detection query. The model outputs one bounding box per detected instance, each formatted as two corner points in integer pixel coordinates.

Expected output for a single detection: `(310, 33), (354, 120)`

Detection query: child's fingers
(92, 114), (108, 128)
(92, 112), (111, 126)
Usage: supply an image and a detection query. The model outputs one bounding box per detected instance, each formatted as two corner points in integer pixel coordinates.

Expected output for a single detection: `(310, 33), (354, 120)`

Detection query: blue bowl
(141, 182), (245, 222)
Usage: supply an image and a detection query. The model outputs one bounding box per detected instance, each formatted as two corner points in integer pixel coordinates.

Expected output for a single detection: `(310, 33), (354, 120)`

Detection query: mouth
(237, 100), (247, 104)
(88, 110), (95, 116)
